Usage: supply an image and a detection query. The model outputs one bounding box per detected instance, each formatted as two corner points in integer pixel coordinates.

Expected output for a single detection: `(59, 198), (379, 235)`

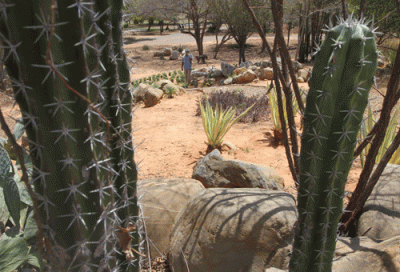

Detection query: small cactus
(0, 1), (139, 271)
(289, 17), (378, 271)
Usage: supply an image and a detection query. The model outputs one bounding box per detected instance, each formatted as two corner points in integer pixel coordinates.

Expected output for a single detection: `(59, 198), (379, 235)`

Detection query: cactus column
(289, 17), (378, 271)
(0, 1), (138, 271)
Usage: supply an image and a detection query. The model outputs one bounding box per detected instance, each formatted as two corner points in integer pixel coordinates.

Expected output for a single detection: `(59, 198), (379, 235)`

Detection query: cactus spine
(289, 17), (378, 271)
(0, 1), (138, 271)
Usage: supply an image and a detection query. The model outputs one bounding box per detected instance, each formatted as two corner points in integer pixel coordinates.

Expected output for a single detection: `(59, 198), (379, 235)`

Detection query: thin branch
(0, 109), (45, 255)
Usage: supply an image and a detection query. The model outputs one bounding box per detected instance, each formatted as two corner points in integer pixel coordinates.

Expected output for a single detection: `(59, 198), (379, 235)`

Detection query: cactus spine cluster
(289, 17), (378, 271)
(0, 1), (139, 271)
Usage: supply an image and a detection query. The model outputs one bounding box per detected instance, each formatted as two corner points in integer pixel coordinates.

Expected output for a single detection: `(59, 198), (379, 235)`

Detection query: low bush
(142, 44), (150, 50)
(196, 90), (269, 123)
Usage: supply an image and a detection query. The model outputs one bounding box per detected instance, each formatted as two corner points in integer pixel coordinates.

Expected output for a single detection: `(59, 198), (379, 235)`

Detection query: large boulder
(234, 69), (257, 84)
(333, 235), (400, 272)
(143, 86), (163, 107)
(192, 149), (284, 190)
(259, 67), (274, 80)
(169, 188), (297, 272)
(357, 163), (400, 240)
(169, 50), (180, 60)
(221, 62), (236, 77)
(137, 178), (205, 258)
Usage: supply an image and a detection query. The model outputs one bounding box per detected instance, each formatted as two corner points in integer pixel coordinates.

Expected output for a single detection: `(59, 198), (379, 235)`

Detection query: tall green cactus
(289, 17), (378, 271)
(0, 1), (139, 271)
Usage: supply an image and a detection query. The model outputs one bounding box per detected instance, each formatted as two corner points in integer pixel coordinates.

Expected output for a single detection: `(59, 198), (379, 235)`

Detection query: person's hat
(185, 49), (190, 53)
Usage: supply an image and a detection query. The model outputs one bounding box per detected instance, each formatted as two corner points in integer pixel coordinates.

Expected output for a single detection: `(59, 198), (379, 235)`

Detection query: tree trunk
(159, 20), (164, 34)
(147, 18), (153, 31)
(359, 0), (368, 19)
(342, 0), (349, 19)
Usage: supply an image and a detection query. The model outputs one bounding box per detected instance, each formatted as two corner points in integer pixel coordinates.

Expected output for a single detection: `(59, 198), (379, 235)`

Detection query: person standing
(181, 49), (193, 85)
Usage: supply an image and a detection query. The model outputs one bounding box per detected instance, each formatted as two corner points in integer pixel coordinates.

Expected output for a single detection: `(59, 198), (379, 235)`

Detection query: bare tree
(242, 0), (305, 183)
(295, 0), (341, 63)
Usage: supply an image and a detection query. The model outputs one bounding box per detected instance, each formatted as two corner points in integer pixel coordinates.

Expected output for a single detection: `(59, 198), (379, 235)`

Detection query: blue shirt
(182, 54), (193, 70)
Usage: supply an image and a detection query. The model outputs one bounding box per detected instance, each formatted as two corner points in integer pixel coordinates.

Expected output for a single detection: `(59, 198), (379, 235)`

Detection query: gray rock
(143, 86), (163, 107)
(137, 178), (205, 258)
(192, 149), (284, 190)
(221, 62), (236, 77)
(208, 68), (224, 78)
(169, 188), (297, 272)
(163, 47), (172, 56)
(239, 61), (254, 68)
(156, 79), (184, 95)
(223, 77), (233, 85)
(260, 60), (272, 68)
(333, 235), (400, 272)
(132, 83), (149, 102)
(169, 50), (180, 60)
(291, 60), (303, 71)
(357, 163), (400, 240)
(334, 236), (380, 258)
(191, 71), (208, 79)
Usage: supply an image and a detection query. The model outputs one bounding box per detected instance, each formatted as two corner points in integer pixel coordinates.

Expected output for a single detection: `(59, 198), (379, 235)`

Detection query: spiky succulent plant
(0, 0), (139, 271)
(289, 17), (378, 271)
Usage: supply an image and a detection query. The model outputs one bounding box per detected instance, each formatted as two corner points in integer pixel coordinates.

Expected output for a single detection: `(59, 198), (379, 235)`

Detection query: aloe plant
(0, 1), (139, 271)
(199, 99), (254, 152)
(289, 17), (378, 271)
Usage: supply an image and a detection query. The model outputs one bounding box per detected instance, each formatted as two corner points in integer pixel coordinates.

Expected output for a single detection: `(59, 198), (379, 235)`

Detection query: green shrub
(142, 44), (150, 51)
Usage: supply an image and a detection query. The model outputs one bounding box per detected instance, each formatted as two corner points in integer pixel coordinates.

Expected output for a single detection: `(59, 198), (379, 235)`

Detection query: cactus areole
(289, 18), (378, 271)
(0, 1), (139, 271)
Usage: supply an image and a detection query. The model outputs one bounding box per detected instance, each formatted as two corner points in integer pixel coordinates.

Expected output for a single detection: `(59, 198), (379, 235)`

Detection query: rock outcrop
(169, 188), (297, 272)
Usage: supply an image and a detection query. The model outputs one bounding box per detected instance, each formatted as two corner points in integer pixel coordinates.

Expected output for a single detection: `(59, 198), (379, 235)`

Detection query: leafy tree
(207, 0), (270, 64)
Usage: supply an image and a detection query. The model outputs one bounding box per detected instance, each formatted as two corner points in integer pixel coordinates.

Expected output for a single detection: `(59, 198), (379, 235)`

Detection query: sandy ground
(125, 30), (369, 197)
(0, 29), (391, 198)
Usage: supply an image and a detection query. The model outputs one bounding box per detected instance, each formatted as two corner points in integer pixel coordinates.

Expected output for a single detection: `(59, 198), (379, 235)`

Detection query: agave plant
(164, 86), (177, 98)
(358, 104), (400, 166)
(199, 99), (254, 152)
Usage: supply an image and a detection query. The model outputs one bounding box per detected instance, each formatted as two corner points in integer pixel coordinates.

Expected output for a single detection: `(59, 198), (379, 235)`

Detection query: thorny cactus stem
(289, 17), (378, 271)
(0, 0), (139, 271)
